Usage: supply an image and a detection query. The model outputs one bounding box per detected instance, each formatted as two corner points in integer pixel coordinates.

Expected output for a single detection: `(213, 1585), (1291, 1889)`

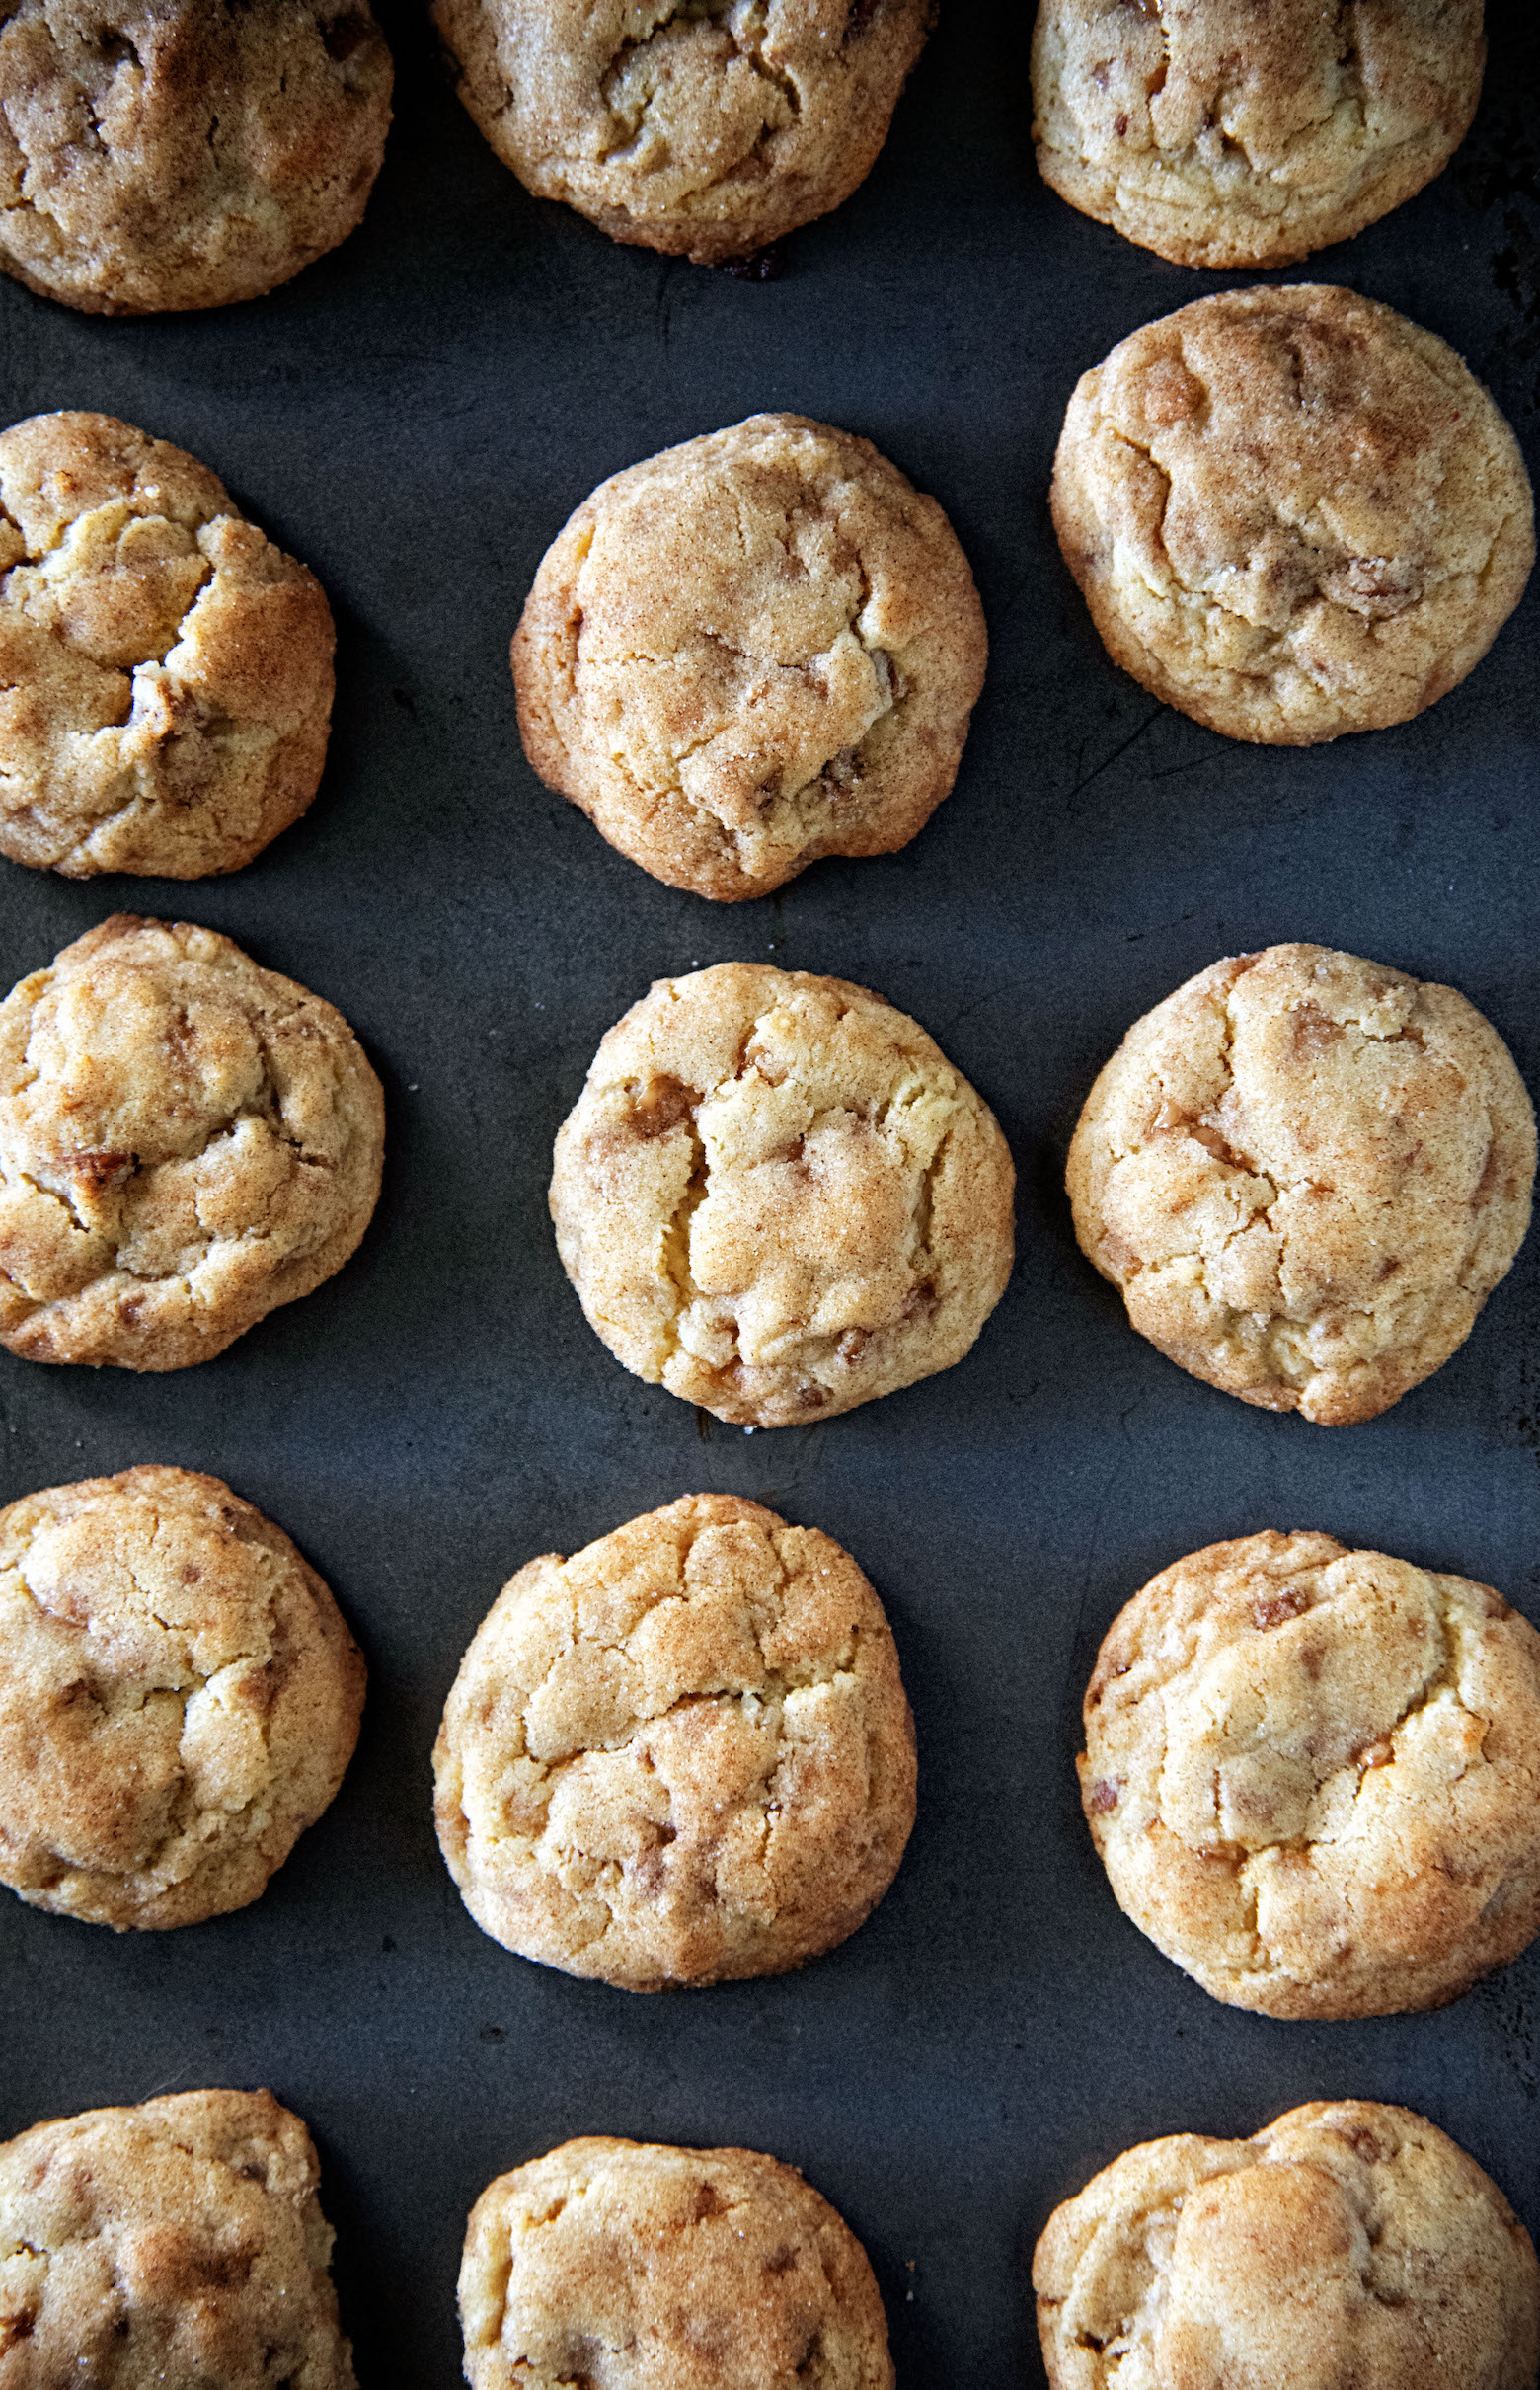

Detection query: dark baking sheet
(2, 4), (1539, 2379)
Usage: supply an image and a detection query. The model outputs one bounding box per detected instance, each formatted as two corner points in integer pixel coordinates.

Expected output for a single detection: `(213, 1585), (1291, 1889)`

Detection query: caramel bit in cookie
(1253, 1587), (1311, 1631)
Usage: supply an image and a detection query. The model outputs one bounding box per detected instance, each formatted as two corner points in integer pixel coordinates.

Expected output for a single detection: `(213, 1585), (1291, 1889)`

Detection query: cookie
(0, 2087), (355, 2384)
(434, 1493), (915, 1991)
(0, 914), (386, 1371)
(0, 1465), (364, 1931)
(1031, 0), (1486, 269)
(0, 2), (392, 315)
(461, 2136), (894, 2390)
(1050, 284), (1534, 743)
(513, 414), (987, 902)
(433, 0), (930, 266)
(0, 412), (335, 878)
(1081, 1531), (1540, 2018)
(1066, 943), (1534, 1424)
(1034, 2099), (1540, 2390)
(550, 963), (1015, 1427)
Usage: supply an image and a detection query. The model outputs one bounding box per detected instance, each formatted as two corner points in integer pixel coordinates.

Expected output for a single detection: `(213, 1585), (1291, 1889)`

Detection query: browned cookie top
(0, 1), (393, 314)
(433, 0), (931, 263)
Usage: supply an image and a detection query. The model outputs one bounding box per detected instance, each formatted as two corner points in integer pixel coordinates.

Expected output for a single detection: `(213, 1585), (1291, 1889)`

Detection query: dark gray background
(2, 3), (1538, 2379)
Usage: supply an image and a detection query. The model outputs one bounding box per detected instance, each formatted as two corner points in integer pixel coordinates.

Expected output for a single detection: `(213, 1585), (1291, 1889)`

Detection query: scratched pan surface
(1, 4), (1539, 2380)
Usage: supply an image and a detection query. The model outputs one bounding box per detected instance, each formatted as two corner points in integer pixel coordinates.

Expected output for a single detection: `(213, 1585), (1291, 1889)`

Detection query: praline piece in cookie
(1081, 1531), (1540, 2018)
(550, 963), (1015, 1426)
(1066, 943), (1534, 1424)
(1050, 284), (1534, 743)
(461, 2136), (894, 2390)
(0, 412), (336, 877)
(434, 1494), (916, 1991)
(0, 1466), (364, 1930)
(1034, 2100), (1540, 2390)
(433, 0), (931, 266)
(0, 2), (393, 315)
(1031, 0), (1486, 269)
(514, 414), (986, 901)
(0, 913), (386, 1371)
(0, 2088), (356, 2384)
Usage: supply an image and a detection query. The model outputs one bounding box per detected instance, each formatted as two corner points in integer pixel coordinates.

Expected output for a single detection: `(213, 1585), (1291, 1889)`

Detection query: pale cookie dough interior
(1050, 284), (1535, 744)
(0, 2088), (356, 2386)
(0, 1466), (365, 1931)
(434, 1494), (915, 1990)
(0, 913), (386, 1371)
(460, 2136), (895, 2390)
(1034, 2100), (1540, 2390)
(513, 414), (987, 901)
(0, 0), (393, 315)
(550, 963), (1015, 1426)
(1082, 1531), (1540, 2017)
(1031, 0), (1486, 269)
(433, 0), (932, 265)
(1066, 943), (1535, 1424)
(0, 411), (336, 877)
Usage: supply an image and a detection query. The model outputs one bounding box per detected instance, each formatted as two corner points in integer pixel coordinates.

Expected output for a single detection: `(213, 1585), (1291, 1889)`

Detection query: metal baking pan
(1, 2), (1536, 2377)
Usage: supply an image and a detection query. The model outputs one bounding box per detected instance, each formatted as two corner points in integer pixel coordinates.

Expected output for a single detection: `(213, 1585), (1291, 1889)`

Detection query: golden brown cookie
(550, 962), (1015, 1427)
(460, 2136), (894, 2390)
(434, 1494), (915, 1991)
(0, 1), (393, 315)
(0, 2087), (355, 2384)
(1080, 1531), (1540, 2018)
(1034, 2100), (1540, 2390)
(433, 0), (931, 265)
(1050, 284), (1534, 743)
(513, 414), (986, 902)
(0, 1465), (364, 1930)
(1031, 0), (1486, 269)
(0, 412), (335, 878)
(1066, 943), (1535, 1424)
(0, 914), (386, 1371)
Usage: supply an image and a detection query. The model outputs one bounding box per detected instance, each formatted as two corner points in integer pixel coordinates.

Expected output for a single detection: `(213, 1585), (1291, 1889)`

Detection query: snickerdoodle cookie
(1031, 0), (1486, 269)
(1066, 943), (1534, 1424)
(550, 963), (1015, 1426)
(1081, 1531), (1540, 2018)
(0, 412), (335, 877)
(0, 1), (392, 315)
(434, 1494), (915, 1990)
(1050, 284), (1534, 743)
(433, 0), (931, 266)
(0, 2088), (355, 2384)
(461, 2137), (894, 2390)
(0, 914), (385, 1371)
(514, 415), (986, 901)
(0, 1466), (364, 1930)
(1034, 2100), (1539, 2390)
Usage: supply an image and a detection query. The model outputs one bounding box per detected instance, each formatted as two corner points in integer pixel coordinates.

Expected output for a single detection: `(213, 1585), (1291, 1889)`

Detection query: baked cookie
(0, 1), (392, 315)
(1050, 284), (1534, 743)
(433, 0), (931, 266)
(513, 414), (986, 902)
(1081, 1531), (1540, 2018)
(1034, 2099), (1539, 2390)
(0, 1465), (364, 1930)
(0, 411), (335, 878)
(1031, 0), (1486, 269)
(550, 963), (1015, 1427)
(434, 1493), (915, 1990)
(1066, 943), (1534, 1424)
(0, 914), (386, 1371)
(0, 2087), (355, 2384)
(461, 2136), (894, 2390)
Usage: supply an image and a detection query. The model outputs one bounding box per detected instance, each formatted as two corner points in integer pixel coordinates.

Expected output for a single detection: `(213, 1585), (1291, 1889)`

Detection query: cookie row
(2, 2090), (1534, 2388)
(5, 299), (1532, 883)
(0, 2), (1496, 313)
(8, 1466), (1540, 2029)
